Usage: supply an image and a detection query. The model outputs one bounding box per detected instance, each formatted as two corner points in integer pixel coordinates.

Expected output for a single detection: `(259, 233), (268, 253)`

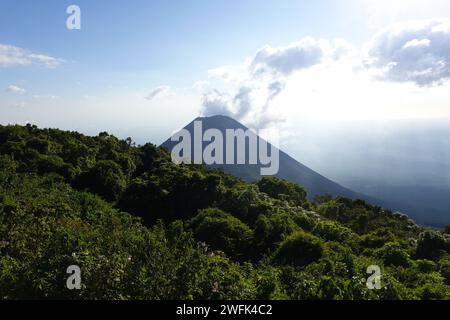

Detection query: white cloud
(251, 38), (324, 76)
(6, 84), (25, 94)
(146, 85), (172, 100)
(193, 80), (209, 91)
(27, 53), (63, 68)
(402, 38), (431, 49)
(251, 37), (354, 77)
(201, 37), (354, 128)
(364, 18), (450, 86)
(208, 65), (248, 83)
(201, 19), (450, 130)
(202, 89), (234, 117)
(0, 43), (63, 68)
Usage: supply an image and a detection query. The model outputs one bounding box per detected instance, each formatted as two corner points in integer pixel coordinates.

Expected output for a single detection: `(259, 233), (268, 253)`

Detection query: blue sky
(0, 0), (373, 94)
(1, 0), (450, 146)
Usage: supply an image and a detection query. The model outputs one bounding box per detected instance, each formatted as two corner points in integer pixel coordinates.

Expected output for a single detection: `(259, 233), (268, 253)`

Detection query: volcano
(161, 115), (370, 200)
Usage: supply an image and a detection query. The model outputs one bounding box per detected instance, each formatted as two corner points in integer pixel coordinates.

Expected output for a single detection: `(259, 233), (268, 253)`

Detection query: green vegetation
(0, 124), (449, 300)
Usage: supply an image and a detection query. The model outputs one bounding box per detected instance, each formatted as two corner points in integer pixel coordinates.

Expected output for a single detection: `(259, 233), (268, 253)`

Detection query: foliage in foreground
(0, 124), (449, 300)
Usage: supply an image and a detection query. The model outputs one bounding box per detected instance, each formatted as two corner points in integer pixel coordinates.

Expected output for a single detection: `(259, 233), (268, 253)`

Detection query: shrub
(272, 231), (323, 267)
(256, 177), (307, 207)
(75, 160), (126, 202)
(253, 212), (299, 253)
(416, 231), (449, 260)
(312, 220), (353, 242)
(188, 208), (253, 261)
(376, 242), (410, 267)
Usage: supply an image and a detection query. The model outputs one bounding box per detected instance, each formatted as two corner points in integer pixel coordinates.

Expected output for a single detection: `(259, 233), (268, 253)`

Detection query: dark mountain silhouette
(162, 115), (370, 200)
(343, 181), (450, 227)
(161, 115), (448, 227)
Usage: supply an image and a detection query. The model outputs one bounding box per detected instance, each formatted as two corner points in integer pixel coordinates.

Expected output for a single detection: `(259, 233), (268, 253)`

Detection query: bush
(292, 211), (316, 231)
(272, 231), (323, 267)
(444, 226), (450, 235)
(75, 160), (127, 202)
(438, 256), (450, 285)
(359, 228), (396, 249)
(312, 220), (353, 242)
(414, 272), (449, 300)
(253, 212), (299, 253)
(317, 200), (343, 220)
(188, 208), (253, 261)
(376, 242), (410, 267)
(256, 177), (307, 207)
(1, 123), (450, 300)
(416, 231), (449, 260)
(415, 259), (437, 273)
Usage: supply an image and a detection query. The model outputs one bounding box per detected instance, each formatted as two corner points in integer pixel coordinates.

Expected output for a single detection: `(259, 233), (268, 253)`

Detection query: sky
(1, 0), (450, 183)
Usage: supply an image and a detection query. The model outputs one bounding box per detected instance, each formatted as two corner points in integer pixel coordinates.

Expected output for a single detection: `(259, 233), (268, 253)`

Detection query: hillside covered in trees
(0, 124), (449, 300)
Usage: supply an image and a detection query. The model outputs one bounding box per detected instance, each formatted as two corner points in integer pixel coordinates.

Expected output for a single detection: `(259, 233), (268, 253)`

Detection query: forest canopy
(0, 124), (449, 300)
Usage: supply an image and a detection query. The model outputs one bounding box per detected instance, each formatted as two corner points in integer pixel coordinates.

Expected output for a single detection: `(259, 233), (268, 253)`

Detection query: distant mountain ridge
(162, 115), (372, 201)
(161, 115), (450, 227)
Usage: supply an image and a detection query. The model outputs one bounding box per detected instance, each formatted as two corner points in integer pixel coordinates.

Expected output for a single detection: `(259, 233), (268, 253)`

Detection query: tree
(256, 177), (307, 207)
(1, 123), (450, 300)
(317, 200), (343, 220)
(253, 212), (299, 253)
(117, 176), (167, 225)
(188, 208), (253, 261)
(312, 220), (353, 242)
(272, 231), (323, 267)
(416, 231), (449, 260)
(444, 225), (450, 235)
(75, 160), (126, 202)
(376, 242), (410, 267)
